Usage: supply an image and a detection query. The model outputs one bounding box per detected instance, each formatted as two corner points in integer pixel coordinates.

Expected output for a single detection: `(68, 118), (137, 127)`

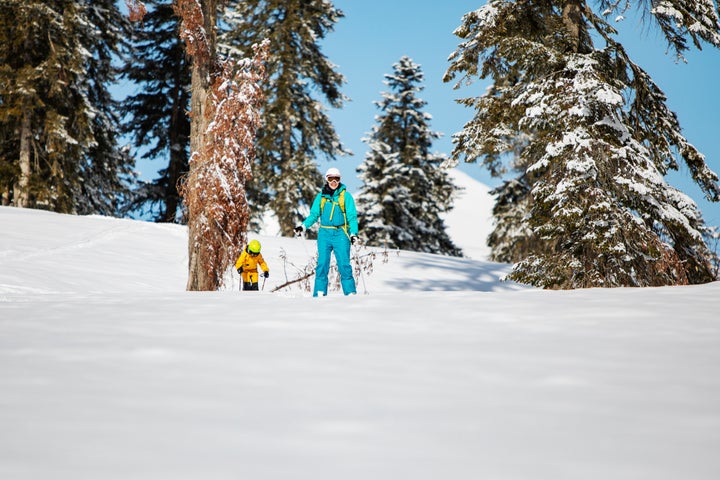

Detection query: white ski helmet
(325, 167), (341, 179)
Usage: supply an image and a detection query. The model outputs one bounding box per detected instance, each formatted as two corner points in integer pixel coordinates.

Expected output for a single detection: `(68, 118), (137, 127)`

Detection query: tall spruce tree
(221, 0), (348, 235)
(357, 56), (461, 256)
(78, 0), (135, 215)
(444, 0), (720, 288)
(0, 0), (133, 214)
(120, 0), (191, 223)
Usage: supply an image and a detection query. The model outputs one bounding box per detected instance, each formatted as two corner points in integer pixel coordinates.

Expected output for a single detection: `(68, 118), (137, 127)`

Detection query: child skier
(235, 239), (269, 291)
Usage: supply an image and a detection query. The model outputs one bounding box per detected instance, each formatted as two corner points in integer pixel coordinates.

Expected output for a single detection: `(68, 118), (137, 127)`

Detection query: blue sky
(318, 0), (720, 229)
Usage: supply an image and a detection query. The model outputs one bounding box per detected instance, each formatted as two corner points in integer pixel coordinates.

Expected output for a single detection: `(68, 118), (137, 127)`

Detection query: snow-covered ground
(1, 172), (719, 480)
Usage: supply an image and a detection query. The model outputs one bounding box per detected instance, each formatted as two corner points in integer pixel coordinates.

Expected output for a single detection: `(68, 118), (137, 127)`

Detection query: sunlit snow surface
(1, 173), (719, 479)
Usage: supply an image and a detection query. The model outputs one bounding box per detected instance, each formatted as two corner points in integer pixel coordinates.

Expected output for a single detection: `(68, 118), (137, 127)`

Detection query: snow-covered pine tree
(487, 176), (538, 263)
(0, 0), (133, 214)
(120, 0), (191, 223)
(221, 0), (348, 236)
(444, 0), (720, 288)
(76, 0), (135, 216)
(172, 0), (268, 291)
(357, 56), (462, 256)
(482, 122), (542, 264)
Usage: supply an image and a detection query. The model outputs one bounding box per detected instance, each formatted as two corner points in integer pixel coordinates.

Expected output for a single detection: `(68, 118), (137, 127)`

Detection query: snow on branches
(445, 0), (720, 288)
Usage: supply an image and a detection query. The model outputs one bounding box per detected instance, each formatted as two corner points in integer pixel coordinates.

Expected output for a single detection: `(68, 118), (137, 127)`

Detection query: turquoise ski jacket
(302, 184), (358, 236)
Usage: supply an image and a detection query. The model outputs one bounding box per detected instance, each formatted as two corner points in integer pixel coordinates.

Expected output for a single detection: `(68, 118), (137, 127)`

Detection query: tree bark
(185, 0), (218, 291)
(562, 0), (591, 54)
(14, 110), (32, 208)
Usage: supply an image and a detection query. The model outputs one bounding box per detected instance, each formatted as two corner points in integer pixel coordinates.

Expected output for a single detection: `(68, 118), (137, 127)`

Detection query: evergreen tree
(120, 0), (191, 223)
(77, 0), (135, 216)
(487, 176), (537, 263)
(357, 56), (461, 256)
(221, 0), (348, 235)
(444, 0), (720, 288)
(0, 0), (133, 214)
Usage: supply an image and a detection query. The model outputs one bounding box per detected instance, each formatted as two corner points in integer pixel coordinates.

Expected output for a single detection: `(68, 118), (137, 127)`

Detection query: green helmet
(248, 239), (261, 254)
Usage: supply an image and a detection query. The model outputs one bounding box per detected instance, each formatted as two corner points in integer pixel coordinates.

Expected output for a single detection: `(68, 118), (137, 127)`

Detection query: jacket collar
(322, 183), (345, 197)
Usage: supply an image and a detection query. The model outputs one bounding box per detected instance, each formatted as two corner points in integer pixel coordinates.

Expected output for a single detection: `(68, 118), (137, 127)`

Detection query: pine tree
(444, 0), (720, 288)
(0, 0), (133, 214)
(77, 0), (135, 216)
(221, 0), (348, 235)
(120, 0), (191, 223)
(487, 176), (538, 263)
(357, 56), (462, 256)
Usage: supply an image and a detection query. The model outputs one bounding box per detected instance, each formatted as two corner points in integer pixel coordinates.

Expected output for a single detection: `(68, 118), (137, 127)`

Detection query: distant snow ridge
(443, 168), (495, 261)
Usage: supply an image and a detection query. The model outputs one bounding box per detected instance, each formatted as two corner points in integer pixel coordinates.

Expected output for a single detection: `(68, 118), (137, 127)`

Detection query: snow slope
(444, 168), (494, 260)
(1, 196), (720, 479)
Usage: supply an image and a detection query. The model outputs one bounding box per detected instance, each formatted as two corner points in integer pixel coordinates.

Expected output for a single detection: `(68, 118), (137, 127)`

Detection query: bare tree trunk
(14, 110), (32, 208)
(188, 66), (211, 156)
(185, 0), (217, 291)
(277, 104), (295, 236)
(164, 80), (187, 223)
(562, 0), (591, 54)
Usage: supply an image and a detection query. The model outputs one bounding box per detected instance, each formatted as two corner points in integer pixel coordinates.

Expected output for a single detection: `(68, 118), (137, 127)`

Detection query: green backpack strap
(320, 190), (345, 213)
(320, 190), (347, 233)
(338, 190), (345, 212)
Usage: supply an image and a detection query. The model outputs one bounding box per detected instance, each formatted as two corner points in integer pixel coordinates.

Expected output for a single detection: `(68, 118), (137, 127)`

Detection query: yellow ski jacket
(234, 249), (269, 283)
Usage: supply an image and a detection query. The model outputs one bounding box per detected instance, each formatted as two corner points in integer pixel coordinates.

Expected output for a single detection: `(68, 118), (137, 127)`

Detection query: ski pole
(261, 275), (267, 291)
(353, 243), (368, 295)
(296, 228), (311, 258)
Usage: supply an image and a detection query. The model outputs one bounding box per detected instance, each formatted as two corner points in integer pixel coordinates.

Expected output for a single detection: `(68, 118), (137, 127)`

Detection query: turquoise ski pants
(314, 227), (356, 296)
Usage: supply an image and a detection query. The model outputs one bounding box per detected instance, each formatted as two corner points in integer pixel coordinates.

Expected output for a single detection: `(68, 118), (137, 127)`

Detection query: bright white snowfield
(2, 172), (720, 480)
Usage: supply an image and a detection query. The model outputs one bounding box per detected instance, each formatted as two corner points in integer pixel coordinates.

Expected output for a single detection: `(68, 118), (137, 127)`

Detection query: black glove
(294, 225), (304, 236)
(237, 267), (243, 274)
(351, 235), (359, 245)
(263, 271), (269, 278)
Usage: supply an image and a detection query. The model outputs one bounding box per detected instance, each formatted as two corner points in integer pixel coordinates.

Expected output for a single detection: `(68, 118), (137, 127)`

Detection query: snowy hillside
(1, 201), (720, 480)
(444, 168), (494, 260)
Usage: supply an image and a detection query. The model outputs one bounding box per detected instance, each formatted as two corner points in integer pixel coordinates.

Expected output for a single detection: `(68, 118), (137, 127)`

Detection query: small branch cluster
(272, 248), (318, 293)
(350, 244), (391, 294)
(174, 0), (211, 68)
(271, 245), (391, 294)
(125, 0), (147, 23)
